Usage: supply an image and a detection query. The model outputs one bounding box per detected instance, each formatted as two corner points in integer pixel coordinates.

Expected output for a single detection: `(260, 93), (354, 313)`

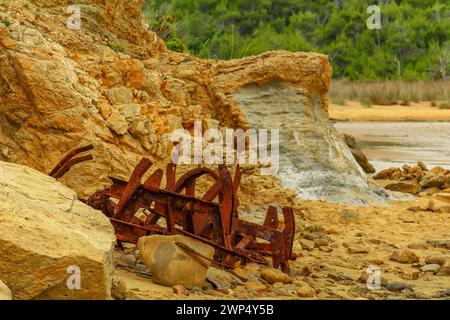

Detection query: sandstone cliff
(0, 0), (386, 206)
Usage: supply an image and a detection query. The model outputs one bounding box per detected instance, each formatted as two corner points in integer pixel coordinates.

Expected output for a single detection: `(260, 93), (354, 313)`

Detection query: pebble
(390, 249), (420, 264)
(368, 259), (384, 265)
(346, 245), (369, 254)
(439, 288), (450, 297)
(172, 285), (190, 296)
(299, 266), (312, 277)
(314, 239), (329, 248)
(407, 243), (428, 250)
(386, 282), (413, 293)
(260, 268), (292, 284)
(337, 279), (355, 286)
(327, 271), (352, 282)
(296, 285), (315, 298)
(271, 284), (297, 297)
(420, 264), (442, 274)
(245, 281), (267, 292)
(230, 268), (250, 281)
(436, 265), (450, 276)
(114, 253), (137, 267)
(206, 267), (244, 289)
(299, 239), (314, 251)
(425, 255), (447, 266)
(401, 269), (420, 280)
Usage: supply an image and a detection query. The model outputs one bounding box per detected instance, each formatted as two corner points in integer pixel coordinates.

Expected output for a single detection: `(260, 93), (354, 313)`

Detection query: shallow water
(334, 122), (450, 172)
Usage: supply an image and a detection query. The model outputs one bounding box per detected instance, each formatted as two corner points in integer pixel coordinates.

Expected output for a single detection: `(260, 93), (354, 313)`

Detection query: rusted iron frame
(78, 155), (295, 272)
(103, 174), (294, 271)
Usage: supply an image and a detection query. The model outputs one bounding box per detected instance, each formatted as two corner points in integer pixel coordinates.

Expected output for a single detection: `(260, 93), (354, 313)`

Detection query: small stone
(172, 285), (190, 296)
(407, 292), (429, 299)
(337, 279), (354, 286)
(111, 278), (127, 300)
(430, 199), (450, 213)
(368, 259), (384, 265)
(260, 268), (291, 284)
(327, 271), (352, 282)
(420, 264), (442, 274)
(419, 187), (442, 197)
(319, 246), (333, 253)
(401, 288), (413, 295)
(432, 193), (450, 204)
(407, 243), (428, 250)
(439, 288), (450, 297)
(386, 282), (413, 293)
(425, 255), (447, 266)
(385, 182), (421, 195)
(314, 239), (329, 248)
(420, 174), (447, 189)
(302, 232), (319, 241)
(245, 281), (267, 292)
(299, 239), (314, 251)
(390, 249), (420, 264)
(340, 208), (359, 221)
(115, 253), (137, 267)
(346, 245), (368, 254)
(401, 269), (420, 280)
(296, 285), (315, 298)
(417, 161), (428, 171)
(271, 284), (297, 297)
(436, 266), (450, 276)
(296, 266), (311, 277)
(230, 268), (250, 281)
(135, 261), (150, 274)
(408, 199), (432, 212)
(191, 286), (203, 293)
(0, 38), (16, 49)
(206, 267), (244, 289)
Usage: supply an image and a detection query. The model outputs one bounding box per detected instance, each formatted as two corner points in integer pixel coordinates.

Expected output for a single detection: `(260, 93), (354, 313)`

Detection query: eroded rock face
(232, 81), (388, 204)
(0, 0), (387, 206)
(0, 161), (116, 300)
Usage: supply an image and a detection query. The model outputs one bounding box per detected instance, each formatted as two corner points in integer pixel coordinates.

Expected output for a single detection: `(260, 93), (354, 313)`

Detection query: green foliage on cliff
(143, 0), (450, 80)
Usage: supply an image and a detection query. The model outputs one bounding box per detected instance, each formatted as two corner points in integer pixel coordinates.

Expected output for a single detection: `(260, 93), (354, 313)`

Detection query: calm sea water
(334, 121), (450, 172)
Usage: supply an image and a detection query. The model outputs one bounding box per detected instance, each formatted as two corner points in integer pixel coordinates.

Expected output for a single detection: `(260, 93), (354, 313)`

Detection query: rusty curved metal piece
(49, 145), (94, 179)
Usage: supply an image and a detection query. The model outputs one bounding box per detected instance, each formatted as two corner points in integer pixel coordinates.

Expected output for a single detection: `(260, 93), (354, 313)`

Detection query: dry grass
(330, 79), (450, 107)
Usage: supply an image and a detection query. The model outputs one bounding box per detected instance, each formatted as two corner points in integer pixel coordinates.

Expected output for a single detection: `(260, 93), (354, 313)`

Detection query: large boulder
(0, 161), (116, 300)
(0, 280), (12, 300)
(138, 235), (215, 289)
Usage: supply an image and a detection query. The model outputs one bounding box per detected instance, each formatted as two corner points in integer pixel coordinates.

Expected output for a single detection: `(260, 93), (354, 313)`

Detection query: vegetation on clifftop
(143, 0), (450, 81)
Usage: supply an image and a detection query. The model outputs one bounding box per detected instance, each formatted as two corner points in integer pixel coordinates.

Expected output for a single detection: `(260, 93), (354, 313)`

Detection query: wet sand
(334, 121), (450, 172)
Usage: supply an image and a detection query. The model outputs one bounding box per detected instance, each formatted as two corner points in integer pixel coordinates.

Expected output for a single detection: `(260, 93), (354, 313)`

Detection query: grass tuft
(330, 79), (450, 107)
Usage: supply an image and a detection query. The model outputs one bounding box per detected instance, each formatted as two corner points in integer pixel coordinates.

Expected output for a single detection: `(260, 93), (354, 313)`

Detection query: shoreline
(329, 101), (450, 122)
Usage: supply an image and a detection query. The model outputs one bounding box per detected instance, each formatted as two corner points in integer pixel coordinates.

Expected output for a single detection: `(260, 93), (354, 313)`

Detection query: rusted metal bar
(49, 144), (94, 179)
